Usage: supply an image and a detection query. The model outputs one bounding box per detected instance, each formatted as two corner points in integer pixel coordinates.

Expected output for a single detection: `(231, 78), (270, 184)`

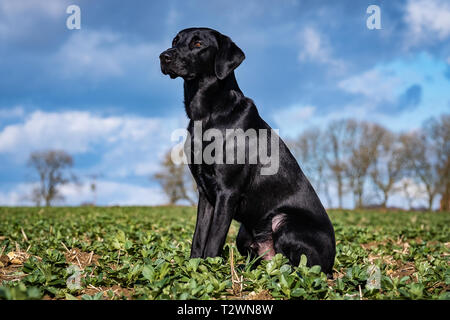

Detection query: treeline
(154, 114), (449, 211)
(26, 115), (447, 210)
(288, 114), (449, 211)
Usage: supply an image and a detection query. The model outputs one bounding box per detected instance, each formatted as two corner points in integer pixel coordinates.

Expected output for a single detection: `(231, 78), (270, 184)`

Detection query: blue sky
(0, 0), (449, 207)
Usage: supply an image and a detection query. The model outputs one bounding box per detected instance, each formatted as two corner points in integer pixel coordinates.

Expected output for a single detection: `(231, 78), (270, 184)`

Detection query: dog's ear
(214, 34), (245, 80)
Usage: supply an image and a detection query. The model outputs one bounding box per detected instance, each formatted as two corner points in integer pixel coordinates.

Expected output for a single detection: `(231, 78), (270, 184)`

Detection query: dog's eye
(172, 36), (179, 47)
(193, 40), (202, 48)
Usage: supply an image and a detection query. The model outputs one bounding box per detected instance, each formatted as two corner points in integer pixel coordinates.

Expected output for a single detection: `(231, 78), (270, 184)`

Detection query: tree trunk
(440, 184), (450, 211)
(324, 184), (333, 209)
(428, 194), (434, 211)
(382, 190), (389, 210)
(337, 180), (343, 209)
(356, 193), (363, 209)
(353, 191), (363, 209)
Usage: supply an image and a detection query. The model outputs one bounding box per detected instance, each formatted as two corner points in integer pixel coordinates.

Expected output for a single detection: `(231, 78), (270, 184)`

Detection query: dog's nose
(159, 52), (172, 64)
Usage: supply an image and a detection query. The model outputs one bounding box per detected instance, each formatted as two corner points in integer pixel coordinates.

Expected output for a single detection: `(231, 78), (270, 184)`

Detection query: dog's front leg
(202, 193), (236, 258)
(190, 192), (214, 258)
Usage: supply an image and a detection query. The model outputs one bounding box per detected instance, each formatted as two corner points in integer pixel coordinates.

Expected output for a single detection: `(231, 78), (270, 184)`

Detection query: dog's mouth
(163, 69), (195, 81)
(161, 66), (179, 79)
(168, 71), (178, 79)
(161, 64), (196, 80)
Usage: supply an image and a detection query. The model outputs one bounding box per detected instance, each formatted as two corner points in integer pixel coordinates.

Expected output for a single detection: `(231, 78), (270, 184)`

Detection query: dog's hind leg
(272, 213), (334, 276)
(238, 215), (284, 262)
(236, 223), (273, 267)
(236, 224), (256, 258)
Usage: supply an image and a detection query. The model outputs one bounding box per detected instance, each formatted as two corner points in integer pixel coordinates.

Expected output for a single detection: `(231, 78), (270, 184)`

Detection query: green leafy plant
(0, 207), (448, 300)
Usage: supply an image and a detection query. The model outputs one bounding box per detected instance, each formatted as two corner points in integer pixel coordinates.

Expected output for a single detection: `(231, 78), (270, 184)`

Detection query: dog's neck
(183, 72), (242, 121)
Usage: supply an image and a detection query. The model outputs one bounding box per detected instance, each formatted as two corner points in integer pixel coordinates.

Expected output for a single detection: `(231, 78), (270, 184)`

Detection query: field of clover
(0, 206), (448, 300)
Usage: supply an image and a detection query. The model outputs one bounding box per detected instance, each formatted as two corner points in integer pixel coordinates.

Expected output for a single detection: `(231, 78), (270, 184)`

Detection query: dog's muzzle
(159, 49), (178, 78)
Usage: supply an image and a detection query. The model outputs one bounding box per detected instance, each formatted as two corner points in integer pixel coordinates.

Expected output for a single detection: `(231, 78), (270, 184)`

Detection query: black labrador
(160, 28), (335, 275)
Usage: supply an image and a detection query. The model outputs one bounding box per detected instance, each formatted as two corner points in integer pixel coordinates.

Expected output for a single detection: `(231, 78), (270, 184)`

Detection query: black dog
(160, 28), (335, 276)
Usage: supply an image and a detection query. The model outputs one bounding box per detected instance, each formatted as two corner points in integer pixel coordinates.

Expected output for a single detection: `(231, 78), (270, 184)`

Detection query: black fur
(160, 28), (335, 275)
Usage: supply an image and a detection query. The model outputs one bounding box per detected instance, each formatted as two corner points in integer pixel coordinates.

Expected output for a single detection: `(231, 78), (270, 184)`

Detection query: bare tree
(424, 114), (450, 211)
(369, 129), (405, 208)
(27, 150), (76, 206)
(293, 114), (449, 211)
(399, 131), (440, 211)
(292, 127), (332, 207)
(325, 119), (357, 208)
(345, 121), (385, 208)
(153, 150), (197, 205)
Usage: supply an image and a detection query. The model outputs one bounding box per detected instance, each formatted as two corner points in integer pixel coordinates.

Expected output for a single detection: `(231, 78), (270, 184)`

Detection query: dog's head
(159, 28), (245, 81)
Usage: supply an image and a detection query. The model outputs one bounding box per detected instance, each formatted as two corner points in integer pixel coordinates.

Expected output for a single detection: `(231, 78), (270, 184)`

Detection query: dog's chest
(190, 162), (217, 202)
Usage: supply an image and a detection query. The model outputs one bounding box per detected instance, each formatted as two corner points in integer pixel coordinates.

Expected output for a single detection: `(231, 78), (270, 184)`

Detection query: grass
(0, 206), (449, 300)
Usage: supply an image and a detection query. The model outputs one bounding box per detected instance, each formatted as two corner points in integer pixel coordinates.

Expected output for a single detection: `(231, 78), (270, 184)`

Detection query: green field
(0, 207), (448, 300)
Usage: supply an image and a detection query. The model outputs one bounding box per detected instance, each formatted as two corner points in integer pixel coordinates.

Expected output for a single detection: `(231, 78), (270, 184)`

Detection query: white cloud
(338, 69), (402, 102)
(0, 107), (186, 206)
(394, 177), (426, 198)
(0, 106), (24, 119)
(388, 177), (430, 209)
(0, 183), (31, 206)
(273, 105), (316, 137)
(0, 110), (125, 154)
(0, 180), (167, 206)
(297, 27), (345, 72)
(0, 110), (186, 178)
(0, 0), (69, 39)
(404, 0), (450, 45)
(298, 28), (327, 62)
(59, 180), (167, 206)
(0, 0), (67, 17)
(55, 30), (164, 80)
(166, 7), (180, 28)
